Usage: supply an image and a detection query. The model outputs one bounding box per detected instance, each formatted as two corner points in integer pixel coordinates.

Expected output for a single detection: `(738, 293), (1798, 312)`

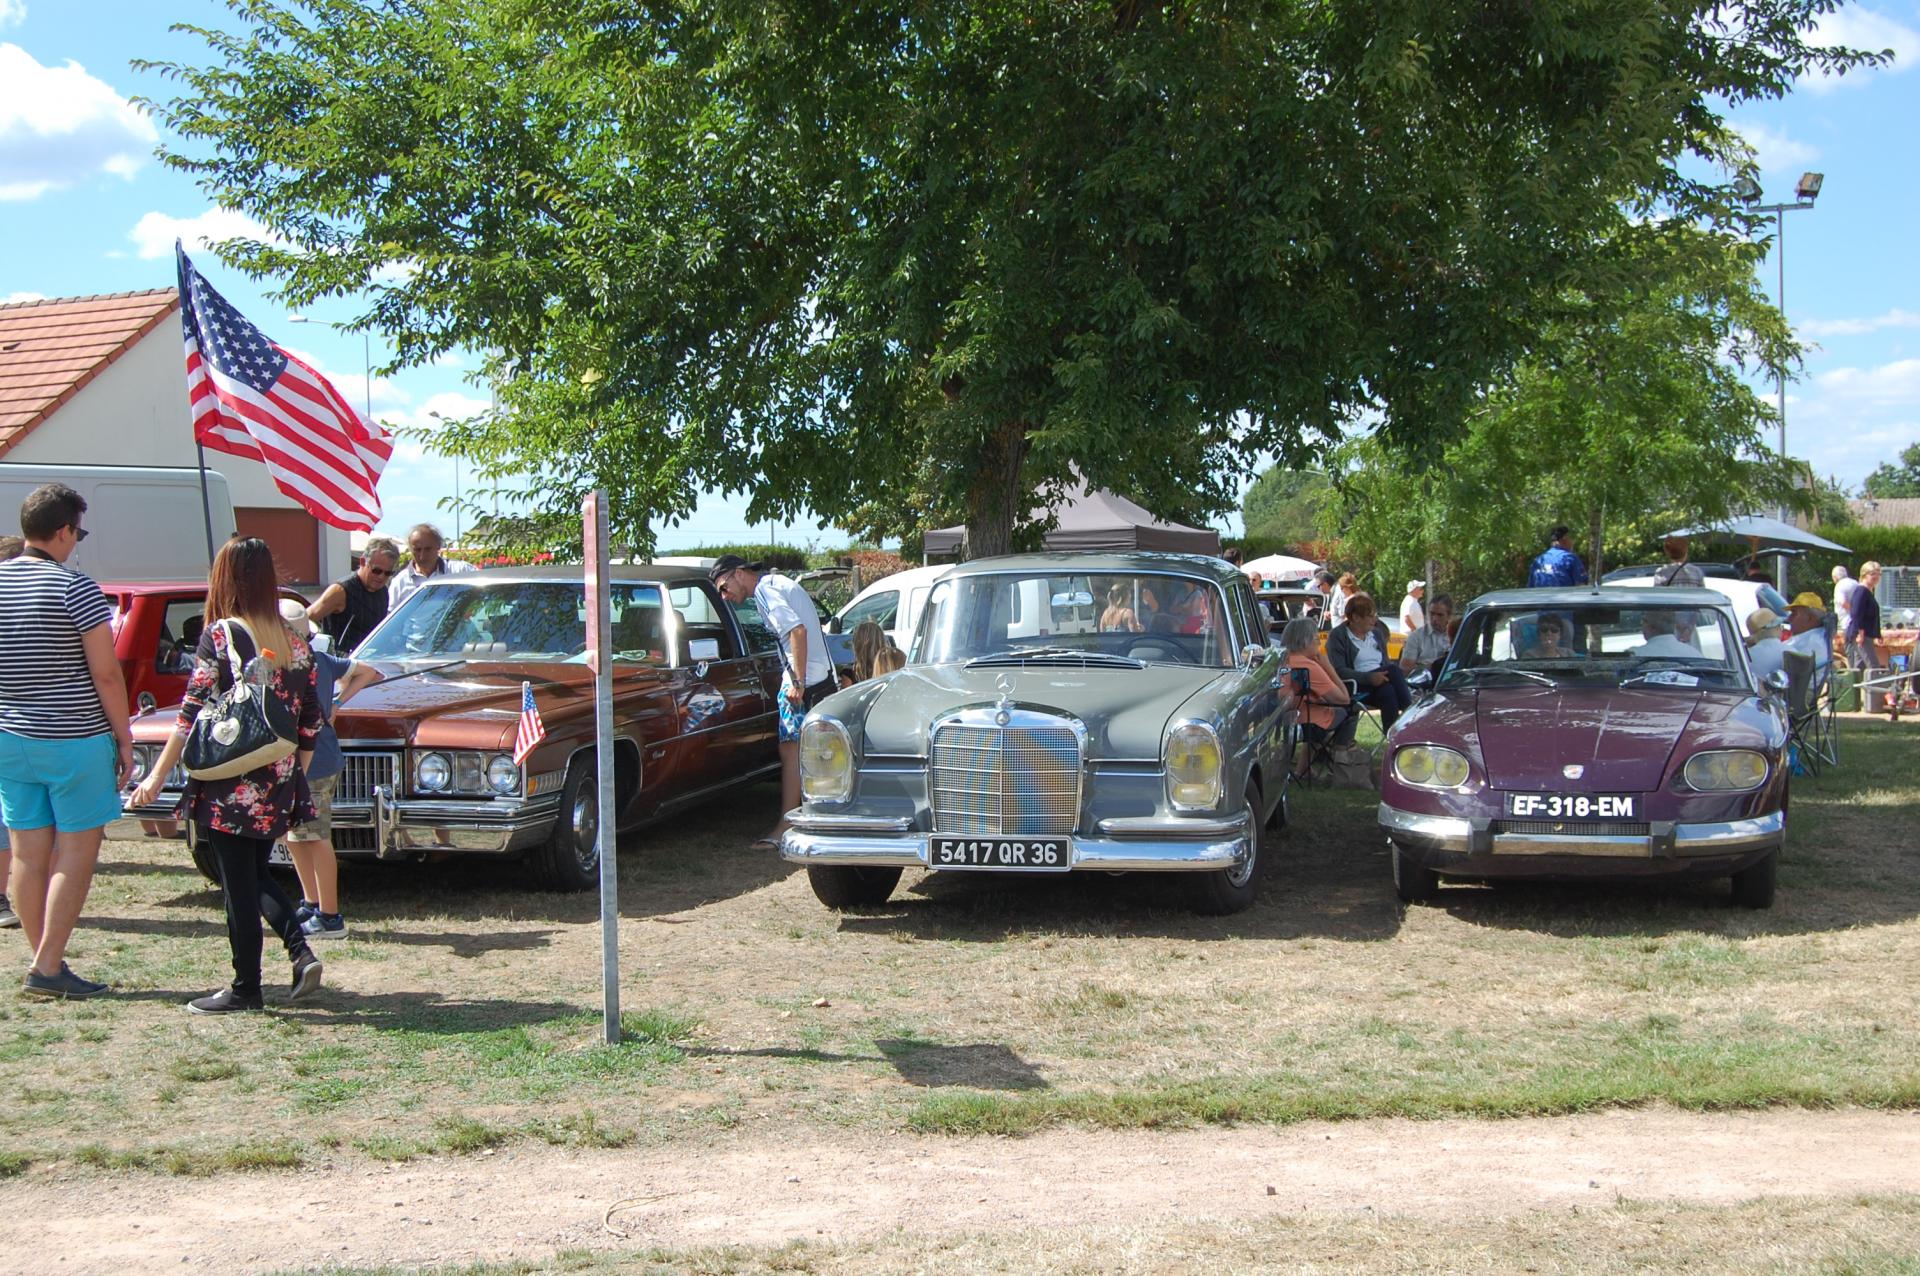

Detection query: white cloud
(0, 3), (25, 30)
(1798, 308), (1920, 339)
(4, 289), (44, 303)
(1728, 119), (1819, 175)
(1812, 358), (1920, 407)
(128, 207), (284, 260)
(1806, 7), (1920, 93)
(384, 391), (493, 439)
(0, 43), (155, 200)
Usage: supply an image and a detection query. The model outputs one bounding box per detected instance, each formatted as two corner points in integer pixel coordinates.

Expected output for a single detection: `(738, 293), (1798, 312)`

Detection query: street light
(427, 409), (462, 544)
(285, 314), (373, 424)
(1739, 171), (1824, 593)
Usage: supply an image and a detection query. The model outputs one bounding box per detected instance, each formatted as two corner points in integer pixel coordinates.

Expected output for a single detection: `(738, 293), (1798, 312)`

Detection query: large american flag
(176, 243), (392, 531)
(513, 680), (548, 765)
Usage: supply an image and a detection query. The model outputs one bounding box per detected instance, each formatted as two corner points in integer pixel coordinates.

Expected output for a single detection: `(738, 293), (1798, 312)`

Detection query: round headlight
(799, 719), (854, 802)
(415, 751), (452, 792)
(1683, 750), (1769, 792)
(486, 754), (520, 795)
(1165, 721), (1224, 810)
(1393, 745), (1471, 790)
(129, 745), (152, 784)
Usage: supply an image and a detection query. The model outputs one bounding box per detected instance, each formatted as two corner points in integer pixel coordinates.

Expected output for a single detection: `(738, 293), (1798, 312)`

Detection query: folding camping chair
(1781, 648), (1837, 776)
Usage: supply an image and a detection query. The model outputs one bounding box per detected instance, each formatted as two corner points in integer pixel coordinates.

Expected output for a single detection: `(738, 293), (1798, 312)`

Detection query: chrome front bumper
(1378, 804), (1785, 863)
(780, 810), (1250, 873)
(109, 787), (561, 857)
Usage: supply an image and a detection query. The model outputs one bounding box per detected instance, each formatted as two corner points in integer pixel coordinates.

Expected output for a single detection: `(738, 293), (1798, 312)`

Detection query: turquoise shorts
(0, 731), (123, 834)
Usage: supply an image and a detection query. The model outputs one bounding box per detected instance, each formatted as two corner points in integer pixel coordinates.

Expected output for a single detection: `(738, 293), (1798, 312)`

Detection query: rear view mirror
(688, 638), (721, 662)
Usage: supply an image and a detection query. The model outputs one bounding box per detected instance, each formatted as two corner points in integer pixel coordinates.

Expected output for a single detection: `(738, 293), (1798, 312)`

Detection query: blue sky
(4, 2), (1918, 549)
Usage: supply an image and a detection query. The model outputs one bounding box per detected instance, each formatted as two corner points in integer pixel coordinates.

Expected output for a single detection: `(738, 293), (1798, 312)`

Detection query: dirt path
(6, 1109), (1918, 1273)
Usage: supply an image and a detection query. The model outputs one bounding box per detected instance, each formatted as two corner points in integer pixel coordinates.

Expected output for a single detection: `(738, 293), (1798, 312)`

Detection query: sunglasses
(71, 525), (90, 542)
(366, 565), (394, 579)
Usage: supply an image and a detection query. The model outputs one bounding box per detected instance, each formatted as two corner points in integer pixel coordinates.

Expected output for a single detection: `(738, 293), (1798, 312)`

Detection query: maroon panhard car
(116, 565), (783, 888)
(1378, 587), (1789, 909)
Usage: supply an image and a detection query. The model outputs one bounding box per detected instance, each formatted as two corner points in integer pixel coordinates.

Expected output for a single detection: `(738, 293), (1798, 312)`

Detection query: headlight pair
(800, 719), (855, 802)
(414, 751), (521, 796)
(1392, 745), (1471, 789)
(1683, 750), (1769, 792)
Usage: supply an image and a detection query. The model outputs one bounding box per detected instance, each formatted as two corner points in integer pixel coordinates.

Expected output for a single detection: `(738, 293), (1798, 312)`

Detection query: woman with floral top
(129, 538), (324, 1014)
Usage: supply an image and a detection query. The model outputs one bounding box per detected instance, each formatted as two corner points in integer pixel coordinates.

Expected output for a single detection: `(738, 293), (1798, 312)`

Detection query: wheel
(187, 823), (221, 885)
(536, 761), (602, 891)
(805, 865), (902, 910)
(1189, 778), (1264, 915)
(1391, 840), (1439, 903)
(1731, 848), (1778, 910)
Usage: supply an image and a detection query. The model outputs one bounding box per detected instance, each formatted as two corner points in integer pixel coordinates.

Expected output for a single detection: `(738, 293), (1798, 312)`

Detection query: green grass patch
(0, 1151), (29, 1178)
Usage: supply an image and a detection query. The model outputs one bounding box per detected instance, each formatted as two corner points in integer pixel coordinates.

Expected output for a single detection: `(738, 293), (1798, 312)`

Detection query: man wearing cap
(710, 555), (834, 850)
(1744, 609), (1787, 683)
(1399, 580), (1426, 635)
(1785, 593), (1832, 676)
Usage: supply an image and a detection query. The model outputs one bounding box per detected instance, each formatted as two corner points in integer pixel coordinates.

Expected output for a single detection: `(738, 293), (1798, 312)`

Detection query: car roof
(419, 563), (715, 586)
(945, 552), (1240, 583)
(1468, 585), (1736, 609)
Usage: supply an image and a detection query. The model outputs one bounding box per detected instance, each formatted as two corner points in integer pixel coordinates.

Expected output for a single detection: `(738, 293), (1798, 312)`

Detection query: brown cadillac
(116, 566), (783, 888)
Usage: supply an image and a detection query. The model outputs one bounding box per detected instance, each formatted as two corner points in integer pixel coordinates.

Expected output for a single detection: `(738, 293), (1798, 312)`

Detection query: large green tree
(1241, 468), (1332, 550)
(1323, 223), (1804, 598)
(1863, 444), (1920, 499)
(142, 0), (1873, 554)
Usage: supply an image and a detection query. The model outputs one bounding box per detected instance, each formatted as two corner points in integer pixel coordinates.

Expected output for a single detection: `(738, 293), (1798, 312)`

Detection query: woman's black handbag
(183, 619), (298, 781)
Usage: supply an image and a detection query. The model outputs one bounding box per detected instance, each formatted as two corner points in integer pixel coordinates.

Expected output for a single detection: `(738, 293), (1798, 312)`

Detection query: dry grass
(2, 719), (1917, 1170)
(285, 1194), (1920, 1274)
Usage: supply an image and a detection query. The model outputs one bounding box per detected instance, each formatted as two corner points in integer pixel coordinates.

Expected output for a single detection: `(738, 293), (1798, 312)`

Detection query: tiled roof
(0, 289), (180, 458)
(1849, 498), (1920, 529)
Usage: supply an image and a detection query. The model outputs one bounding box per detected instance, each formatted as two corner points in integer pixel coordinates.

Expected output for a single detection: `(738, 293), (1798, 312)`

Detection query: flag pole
(194, 439), (218, 568)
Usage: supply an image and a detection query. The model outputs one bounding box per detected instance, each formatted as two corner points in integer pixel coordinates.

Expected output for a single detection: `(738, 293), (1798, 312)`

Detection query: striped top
(0, 553), (115, 739)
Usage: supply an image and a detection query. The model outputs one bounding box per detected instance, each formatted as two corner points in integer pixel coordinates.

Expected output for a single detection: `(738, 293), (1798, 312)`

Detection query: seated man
(1784, 593), (1833, 676)
(1745, 608), (1787, 682)
(1633, 610), (1698, 659)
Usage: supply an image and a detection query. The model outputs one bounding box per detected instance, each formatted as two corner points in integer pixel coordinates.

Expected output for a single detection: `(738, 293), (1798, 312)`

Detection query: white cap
(1407, 579), (1426, 591)
(279, 597), (312, 638)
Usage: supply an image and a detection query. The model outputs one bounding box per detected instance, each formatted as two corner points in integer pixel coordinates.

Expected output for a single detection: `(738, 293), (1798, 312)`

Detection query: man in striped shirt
(0, 484), (132, 999)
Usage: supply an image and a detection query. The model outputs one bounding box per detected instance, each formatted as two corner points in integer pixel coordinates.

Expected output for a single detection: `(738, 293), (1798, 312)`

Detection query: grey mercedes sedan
(779, 553), (1299, 914)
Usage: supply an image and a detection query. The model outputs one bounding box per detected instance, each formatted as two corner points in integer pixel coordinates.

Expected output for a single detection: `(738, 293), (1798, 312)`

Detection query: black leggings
(1358, 665), (1415, 731)
(202, 827), (305, 995)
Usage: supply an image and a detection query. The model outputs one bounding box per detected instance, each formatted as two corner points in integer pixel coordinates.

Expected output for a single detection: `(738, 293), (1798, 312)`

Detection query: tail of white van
(0, 463), (236, 581)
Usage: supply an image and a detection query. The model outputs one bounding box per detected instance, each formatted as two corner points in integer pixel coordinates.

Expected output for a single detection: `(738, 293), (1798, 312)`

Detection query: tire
(1189, 778), (1264, 915)
(536, 761), (602, 892)
(1391, 840), (1439, 904)
(805, 865), (902, 910)
(1731, 848), (1778, 910)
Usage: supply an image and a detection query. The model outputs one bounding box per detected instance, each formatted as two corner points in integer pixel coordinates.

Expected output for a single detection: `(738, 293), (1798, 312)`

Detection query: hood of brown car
(336, 660), (668, 751)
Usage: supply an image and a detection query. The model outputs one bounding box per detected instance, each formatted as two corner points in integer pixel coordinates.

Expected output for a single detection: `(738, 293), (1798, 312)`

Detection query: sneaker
(187, 986), (264, 1015)
(292, 899), (319, 925)
(0, 893), (17, 929)
(300, 911), (347, 942)
(21, 964), (109, 1000)
(290, 948), (324, 1001)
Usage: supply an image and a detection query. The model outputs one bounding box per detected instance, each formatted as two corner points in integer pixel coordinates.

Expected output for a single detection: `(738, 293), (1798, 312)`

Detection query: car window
(356, 581), (667, 663)
(668, 583), (741, 661)
(840, 589), (900, 633)
(1443, 603), (1747, 689)
(157, 598), (206, 674)
(732, 598), (780, 656)
(920, 571), (1234, 667)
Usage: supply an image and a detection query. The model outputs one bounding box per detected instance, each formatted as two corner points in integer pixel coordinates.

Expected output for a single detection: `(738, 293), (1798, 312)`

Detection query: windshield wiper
(966, 646), (1145, 670)
(1455, 666), (1555, 687)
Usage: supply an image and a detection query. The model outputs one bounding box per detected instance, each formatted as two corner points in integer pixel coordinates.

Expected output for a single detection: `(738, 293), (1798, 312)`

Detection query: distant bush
(667, 542), (810, 574)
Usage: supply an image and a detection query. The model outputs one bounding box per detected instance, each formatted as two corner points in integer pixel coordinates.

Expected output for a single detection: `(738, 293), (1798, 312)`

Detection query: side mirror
(827, 615), (842, 634)
(1765, 668), (1789, 694)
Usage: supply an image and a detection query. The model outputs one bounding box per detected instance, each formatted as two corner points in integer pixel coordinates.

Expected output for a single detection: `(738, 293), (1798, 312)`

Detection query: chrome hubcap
(571, 790), (599, 874)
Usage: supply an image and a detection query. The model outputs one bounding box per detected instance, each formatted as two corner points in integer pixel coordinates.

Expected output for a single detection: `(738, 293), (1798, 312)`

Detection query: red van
(102, 582), (308, 715)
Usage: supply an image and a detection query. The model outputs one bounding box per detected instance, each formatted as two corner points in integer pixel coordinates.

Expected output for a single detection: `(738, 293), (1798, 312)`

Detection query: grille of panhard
(930, 721), (1081, 836)
(1495, 820), (1651, 837)
(339, 751), (401, 805)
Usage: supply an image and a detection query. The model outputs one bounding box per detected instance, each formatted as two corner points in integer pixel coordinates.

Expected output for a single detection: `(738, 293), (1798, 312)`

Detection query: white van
(830, 563), (952, 657)
(0, 463), (236, 581)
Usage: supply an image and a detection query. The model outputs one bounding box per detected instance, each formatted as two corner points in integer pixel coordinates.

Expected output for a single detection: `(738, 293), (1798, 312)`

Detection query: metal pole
(1776, 208), (1789, 596)
(363, 330), (372, 424)
(584, 491), (620, 1044)
(193, 440), (218, 567)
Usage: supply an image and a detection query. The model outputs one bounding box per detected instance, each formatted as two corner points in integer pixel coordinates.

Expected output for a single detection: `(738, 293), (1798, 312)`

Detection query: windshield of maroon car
(1439, 603), (1749, 688)
(355, 582), (680, 664)
(915, 571), (1238, 667)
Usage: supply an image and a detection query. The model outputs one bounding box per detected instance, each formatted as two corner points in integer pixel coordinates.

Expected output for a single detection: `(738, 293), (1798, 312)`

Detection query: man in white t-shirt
(1400, 580), (1426, 634)
(388, 523), (478, 607)
(710, 554), (832, 848)
(1832, 566), (1856, 631)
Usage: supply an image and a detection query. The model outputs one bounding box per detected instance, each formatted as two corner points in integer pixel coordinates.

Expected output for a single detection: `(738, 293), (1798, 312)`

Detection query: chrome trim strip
(788, 809), (914, 834)
(1097, 813), (1248, 838)
(1492, 833), (1653, 858)
(780, 829), (1246, 872)
(1674, 811), (1785, 853)
(1377, 804), (1473, 851)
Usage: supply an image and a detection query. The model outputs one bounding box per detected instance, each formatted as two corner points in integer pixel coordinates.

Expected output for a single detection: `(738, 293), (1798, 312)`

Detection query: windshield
(915, 571), (1238, 667)
(1438, 602), (1751, 691)
(356, 581), (668, 664)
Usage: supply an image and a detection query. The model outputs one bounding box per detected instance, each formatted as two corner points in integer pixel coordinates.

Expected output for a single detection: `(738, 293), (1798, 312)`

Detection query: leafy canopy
(1864, 444), (1920, 500)
(1323, 223), (1805, 599)
(139, 0), (1877, 554)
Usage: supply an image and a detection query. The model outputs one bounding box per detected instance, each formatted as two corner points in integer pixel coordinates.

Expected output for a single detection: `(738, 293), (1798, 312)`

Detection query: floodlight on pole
(1737, 172), (1826, 593)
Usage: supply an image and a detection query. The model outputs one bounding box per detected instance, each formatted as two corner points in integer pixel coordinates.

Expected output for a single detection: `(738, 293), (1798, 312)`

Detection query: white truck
(0, 462), (236, 580)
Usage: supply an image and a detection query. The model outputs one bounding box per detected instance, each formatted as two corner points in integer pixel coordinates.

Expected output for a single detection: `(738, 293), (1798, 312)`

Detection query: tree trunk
(962, 419), (1029, 559)
(1589, 505), (1604, 582)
